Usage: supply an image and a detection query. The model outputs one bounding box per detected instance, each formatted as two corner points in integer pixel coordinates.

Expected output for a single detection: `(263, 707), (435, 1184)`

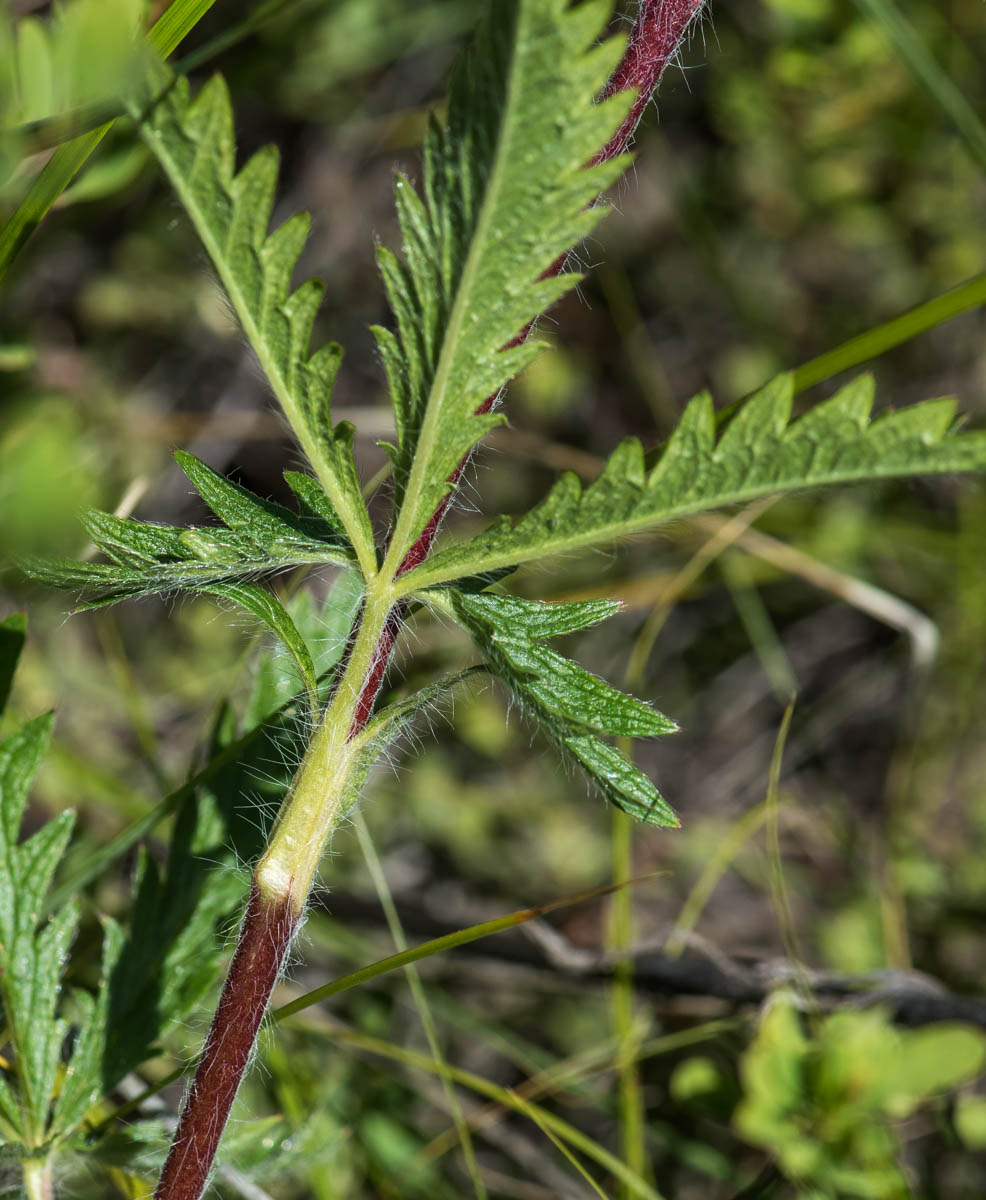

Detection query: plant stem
(153, 579), (395, 1200)
(153, 4), (706, 1197)
(153, 883), (297, 1200)
(21, 1156), (53, 1200)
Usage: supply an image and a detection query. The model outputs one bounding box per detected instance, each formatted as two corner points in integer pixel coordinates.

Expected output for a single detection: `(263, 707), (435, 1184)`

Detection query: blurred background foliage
(3, 0), (986, 1196)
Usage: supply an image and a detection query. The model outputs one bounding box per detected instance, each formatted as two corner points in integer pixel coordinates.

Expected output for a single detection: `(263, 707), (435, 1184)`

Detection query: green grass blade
(145, 0), (223, 58)
(318, 1029), (668, 1200)
(273, 876), (651, 1020)
(0, 0), (219, 282)
(791, 270), (986, 394)
(852, 0), (986, 174)
(354, 814), (487, 1200)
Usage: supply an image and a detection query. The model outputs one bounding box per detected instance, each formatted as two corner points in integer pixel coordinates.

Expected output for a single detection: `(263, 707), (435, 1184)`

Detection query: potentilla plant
(7, 0), (986, 1197)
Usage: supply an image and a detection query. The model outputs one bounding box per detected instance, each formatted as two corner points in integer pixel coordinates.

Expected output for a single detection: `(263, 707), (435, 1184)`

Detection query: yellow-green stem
(21, 1157), (52, 1200)
(256, 579), (395, 911)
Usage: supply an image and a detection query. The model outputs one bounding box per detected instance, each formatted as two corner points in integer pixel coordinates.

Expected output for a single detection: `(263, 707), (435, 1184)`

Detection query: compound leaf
(379, 0), (634, 570)
(23, 458), (356, 687)
(128, 67), (377, 577)
(400, 374), (986, 592)
(443, 591), (678, 826)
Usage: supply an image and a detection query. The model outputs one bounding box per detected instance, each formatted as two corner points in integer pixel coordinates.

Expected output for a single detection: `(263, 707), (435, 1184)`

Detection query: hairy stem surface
(154, 4), (704, 1197)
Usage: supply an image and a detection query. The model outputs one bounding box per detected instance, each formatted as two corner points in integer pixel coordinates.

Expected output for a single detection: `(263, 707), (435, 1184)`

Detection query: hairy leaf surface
(128, 67), (377, 576)
(23, 454), (354, 690)
(0, 616), (120, 1150)
(444, 592), (678, 826)
(378, 0), (634, 570)
(400, 375), (986, 591)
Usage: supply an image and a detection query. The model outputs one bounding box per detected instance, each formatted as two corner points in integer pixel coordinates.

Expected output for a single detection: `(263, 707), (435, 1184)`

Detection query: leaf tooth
(564, 735), (679, 828)
(185, 74), (235, 208)
(81, 509), (189, 566)
(716, 374), (793, 456)
(18, 811), (76, 920)
(560, 0), (620, 60)
(868, 396), (957, 446)
(230, 144), (279, 251)
(648, 391), (716, 496)
(299, 340), (344, 445)
(591, 436), (645, 500)
(457, 592), (620, 638)
(176, 453), (285, 549)
(794, 373), (875, 436)
(372, 324), (412, 450)
(260, 209), (310, 334)
(0, 713), (55, 857)
(283, 470), (344, 534)
(284, 277), (325, 383)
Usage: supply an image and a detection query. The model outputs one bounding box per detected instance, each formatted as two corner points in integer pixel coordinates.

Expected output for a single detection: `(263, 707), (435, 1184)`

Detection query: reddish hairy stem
(596, 0), (704, 161)
(154, 884), (298, 1200)
(154, 5), (704, 1197)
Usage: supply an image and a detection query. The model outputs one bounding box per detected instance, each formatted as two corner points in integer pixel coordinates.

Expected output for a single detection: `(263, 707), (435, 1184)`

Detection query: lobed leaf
(128, 66), (377, 577)
(23, 454), (356, 686)
(0, 701), (115, 1147)
(399, 374), (986, 592)
(444, 591), (678, 826)
(379, 0), (635, 570)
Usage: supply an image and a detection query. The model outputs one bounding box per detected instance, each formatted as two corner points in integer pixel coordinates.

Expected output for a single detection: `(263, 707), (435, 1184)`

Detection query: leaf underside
(378, 0), (634, 566)
(446, 592), (679, 826)
(401, 374), (986, 591)
(22, 453), (354, 700)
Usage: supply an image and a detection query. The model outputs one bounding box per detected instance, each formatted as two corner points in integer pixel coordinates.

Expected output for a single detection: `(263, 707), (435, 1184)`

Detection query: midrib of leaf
(381, 10), (523, 578)
(396, 438), (986, 594)
(144, 124), (378, 581)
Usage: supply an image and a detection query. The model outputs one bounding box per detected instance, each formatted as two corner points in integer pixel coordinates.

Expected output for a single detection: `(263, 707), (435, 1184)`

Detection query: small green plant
(4, 0), (986, 1197)
(734, 993), (986, 1199)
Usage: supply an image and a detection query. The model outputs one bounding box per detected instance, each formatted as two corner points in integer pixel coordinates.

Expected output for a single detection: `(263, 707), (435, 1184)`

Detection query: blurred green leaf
(735, 994), (986, 1198)
(852, 0), (986, 173)
(0, 0), (220, 282)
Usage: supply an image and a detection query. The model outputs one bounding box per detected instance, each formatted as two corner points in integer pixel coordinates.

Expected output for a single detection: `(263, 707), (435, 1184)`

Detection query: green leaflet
(243, 568), (364, 727)
(378, 0), (634, 571)
(22, 453), (356, 691)
(399, 374), (986, 593)
(127, 67), (377, 578)
(0, 0), (146, 131)
(443, 592), (679, 827)
(0, 616), (121, 1151)
(207, 582), (319, 714)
